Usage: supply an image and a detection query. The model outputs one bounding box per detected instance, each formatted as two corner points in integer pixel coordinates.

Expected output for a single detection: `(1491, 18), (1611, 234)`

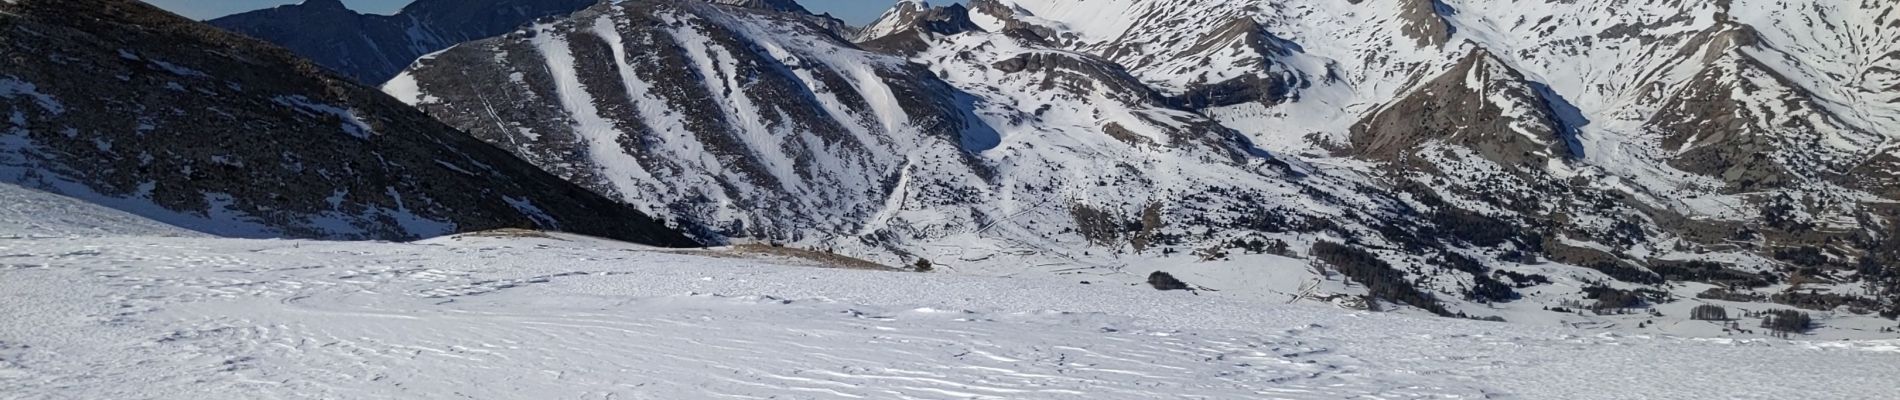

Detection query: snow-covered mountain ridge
(3, 185), (1897, 399)
(384, 0), (1900, 335)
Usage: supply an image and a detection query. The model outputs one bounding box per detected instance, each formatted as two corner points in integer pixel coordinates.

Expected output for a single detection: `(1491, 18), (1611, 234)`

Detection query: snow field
(2, 221), (1897, 399)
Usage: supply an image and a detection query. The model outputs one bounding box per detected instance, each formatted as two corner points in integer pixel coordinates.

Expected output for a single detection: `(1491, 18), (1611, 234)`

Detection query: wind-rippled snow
(2, 183), (1897, 399)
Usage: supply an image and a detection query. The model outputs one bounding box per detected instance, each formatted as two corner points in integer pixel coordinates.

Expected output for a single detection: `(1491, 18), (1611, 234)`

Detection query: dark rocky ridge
(1644, 24), (1863, 194)
(959, 0), (1319, 110)
(856, 1), (983, 52)
(964, 0), (1070, 44)
(0, 0), (696, 246)
(1395, 0), (1454, 48)
(1167, 17), (1307, 109)
(208, 0), (598, 84)
(706, 0), (809, 13)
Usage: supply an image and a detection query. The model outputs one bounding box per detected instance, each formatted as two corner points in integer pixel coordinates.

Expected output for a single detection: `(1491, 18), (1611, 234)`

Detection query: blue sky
(143, 0), (909, 24)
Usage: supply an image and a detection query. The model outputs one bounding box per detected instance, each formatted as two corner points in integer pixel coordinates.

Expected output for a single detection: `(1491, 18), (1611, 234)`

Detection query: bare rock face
(1395, 0), (1453, 48)
(0, 0), (695, 246)
(208, 0), (598, 84)
(1166, 18), (1306, 108)
(1348, 49), (1572, 172)
(964, 0), (1067, 43)
(957, 0), (1334, 113)
(1644, 25), (1868, 194)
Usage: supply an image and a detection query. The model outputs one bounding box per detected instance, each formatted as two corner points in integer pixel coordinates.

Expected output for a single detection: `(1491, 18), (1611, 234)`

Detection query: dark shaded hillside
(207, 0), (597, 84)
(0, 0), (696, 246)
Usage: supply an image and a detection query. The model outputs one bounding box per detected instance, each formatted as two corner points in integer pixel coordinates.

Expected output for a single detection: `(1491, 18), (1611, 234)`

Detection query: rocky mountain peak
(1202, 17), (1293, 57)
(855, 1), (981, 47)
(963, 0), (1068, 43)
(1347, 47), (1570, 172)
(1701, 23), (1762, 62)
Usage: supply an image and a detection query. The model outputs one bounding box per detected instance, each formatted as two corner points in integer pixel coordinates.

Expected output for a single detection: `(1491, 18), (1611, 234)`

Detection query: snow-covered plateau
(3, 182), (1897, 399)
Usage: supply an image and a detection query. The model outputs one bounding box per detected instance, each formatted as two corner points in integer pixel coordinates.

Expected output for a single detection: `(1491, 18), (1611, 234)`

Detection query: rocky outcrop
(988, 52), (1166, 105)
(1395, 0), (1454, 48)
(1166, 18), (1306, 108)
(0, 0), (695, 246)
(1348, 49), (1571, 172)
(855, 1), (983, 51)
(1645, 25), (1872, 194)
(964, 0), (1070, 43)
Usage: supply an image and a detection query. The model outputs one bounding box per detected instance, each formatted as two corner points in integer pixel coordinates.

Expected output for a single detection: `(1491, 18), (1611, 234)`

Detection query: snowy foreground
(4, 186), (1900, 399)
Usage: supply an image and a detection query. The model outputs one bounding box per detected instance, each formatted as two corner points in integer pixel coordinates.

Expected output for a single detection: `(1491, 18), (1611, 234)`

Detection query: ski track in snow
(2, 226), (1897, 399)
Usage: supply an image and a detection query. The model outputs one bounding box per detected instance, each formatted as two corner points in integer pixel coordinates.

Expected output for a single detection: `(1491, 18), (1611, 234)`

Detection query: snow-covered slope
(388, 0), (1344, 264)
(0, 0), (694, 245)
(937, 0), (1900, 324)
(385, 0), (1900, 332)
(207, 0), (599, 85)
(0, 183), (201, 238)
(3, 212), (1897, 398)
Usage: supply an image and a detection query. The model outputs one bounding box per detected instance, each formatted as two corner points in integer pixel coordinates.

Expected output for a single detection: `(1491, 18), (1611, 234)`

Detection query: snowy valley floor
(3, 232), (1898, 399)
(3, 188), (1900, 399)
